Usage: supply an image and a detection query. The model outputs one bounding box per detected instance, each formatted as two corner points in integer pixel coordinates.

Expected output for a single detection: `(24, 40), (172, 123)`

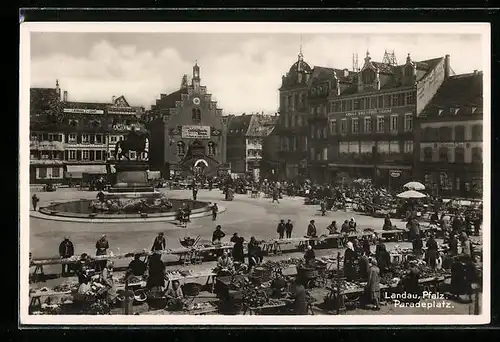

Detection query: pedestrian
(192, 185), (198, 201)
(95, 234), (110, 272)
(212, 203), (218, 221)
(59, 236), (75, 276)
(272, 188), (280, 204)
(230, 233), (245, 263)
(320, 200), (326, 216)
(151, 232), (166, 252)
(307, 220), (317, 247)
(32, 194), (40, 211)
(277, 219), (286, 239)
(425, 233), (439, 269)
(412, 235), (423, 258)
(212, 225), (226, 257)
(285, 219), (294, 239)
(366, 259), (381, 310)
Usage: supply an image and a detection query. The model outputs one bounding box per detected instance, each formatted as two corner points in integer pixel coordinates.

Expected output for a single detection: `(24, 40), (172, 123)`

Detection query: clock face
(193, 97), (201, 105)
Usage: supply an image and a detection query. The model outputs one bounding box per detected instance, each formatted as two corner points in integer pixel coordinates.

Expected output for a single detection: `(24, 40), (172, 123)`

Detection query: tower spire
(298, 34), (304, 60)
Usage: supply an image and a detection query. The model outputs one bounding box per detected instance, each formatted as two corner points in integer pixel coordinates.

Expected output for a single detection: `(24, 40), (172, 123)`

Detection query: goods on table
(53, 280), (79, 292)
(185, 301), (216, 311)
(261, 258), (303, 270)
(116, 275), (143, 284)
(165, 269), (193, 279)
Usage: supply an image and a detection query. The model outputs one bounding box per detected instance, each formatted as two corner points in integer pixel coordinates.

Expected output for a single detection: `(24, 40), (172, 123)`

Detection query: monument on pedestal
(90, 129), (172, 213)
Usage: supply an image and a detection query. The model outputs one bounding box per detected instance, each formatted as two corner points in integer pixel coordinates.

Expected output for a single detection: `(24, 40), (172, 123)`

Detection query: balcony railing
(29, 141), (65, 151)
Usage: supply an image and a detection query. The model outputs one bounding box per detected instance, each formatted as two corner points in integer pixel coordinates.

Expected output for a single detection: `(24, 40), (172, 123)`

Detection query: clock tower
(192, 62), (200, 90)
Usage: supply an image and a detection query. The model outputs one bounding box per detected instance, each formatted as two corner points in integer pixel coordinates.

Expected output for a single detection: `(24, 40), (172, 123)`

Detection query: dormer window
(362, 69), (376, 84)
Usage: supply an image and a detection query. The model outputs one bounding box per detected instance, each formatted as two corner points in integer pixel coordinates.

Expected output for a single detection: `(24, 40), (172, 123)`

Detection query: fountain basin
(38, 198), (211, 220)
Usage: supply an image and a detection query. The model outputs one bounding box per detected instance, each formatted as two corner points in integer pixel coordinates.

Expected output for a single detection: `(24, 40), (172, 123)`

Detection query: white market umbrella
(396, 190), (427, 199)
(403, 181), (426, 191)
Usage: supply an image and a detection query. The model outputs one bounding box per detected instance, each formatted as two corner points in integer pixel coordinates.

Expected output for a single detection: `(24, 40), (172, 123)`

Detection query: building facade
(276, 51), (312, 180)
(280, 51), (450, 188)
(29, 82), (145, 184)
(148, 64), (227, 178)
(226, 113), (277, 179)
(417, 71), (483, 198)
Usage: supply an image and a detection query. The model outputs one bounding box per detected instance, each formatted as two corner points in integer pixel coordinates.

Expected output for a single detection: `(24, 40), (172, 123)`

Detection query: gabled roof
(226, 114), (252, 136)
(113, 95), (130, 107)
(421, 72), (483, 118)
(246, 115), (278, 137)
(151, 88), (188, 111)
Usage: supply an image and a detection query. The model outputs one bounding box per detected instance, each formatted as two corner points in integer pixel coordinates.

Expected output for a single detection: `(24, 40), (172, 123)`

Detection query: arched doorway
(193, 158), (208, 177)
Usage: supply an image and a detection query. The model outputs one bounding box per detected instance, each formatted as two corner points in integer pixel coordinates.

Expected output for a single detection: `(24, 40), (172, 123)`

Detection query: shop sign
(181, 125), (211, 139)
(345, 108), (391, 117)
(63, 108), (104, 115)
(390, 170), (401, 178)
(108, 108), (137, 115)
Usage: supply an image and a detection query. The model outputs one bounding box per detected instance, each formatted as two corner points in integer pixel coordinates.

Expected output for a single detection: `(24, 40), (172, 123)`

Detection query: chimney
(444, 54), (451, 79)
(112, 96), (116, 104)
(63, 91), (68, 102)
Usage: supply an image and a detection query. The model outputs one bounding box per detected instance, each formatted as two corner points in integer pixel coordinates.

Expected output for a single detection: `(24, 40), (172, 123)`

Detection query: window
(192, 109), (201, 123)
(364, 117), (372, 133)
(378, 96), (384, 108)
(404, 114), (413, 132)
(284, 116), (289, 128)
(110, 136), (117, 143)
(290, 116), (295, 127)
(82, 134), (90, 143)
(376, 116), (385, 133)
(310, 125), (315, 138)
(177, 141), (186, 155)
(346, 100), (353, 111)
(69, 133), (77, 143)
(455, 147), (465, 163)
(404, 141), (413, 153)
(384, 95), (391, 108)
(389, 141), (400, 153)
(370, 97), (377, 109)
(405, 92), (415, 105)
(322, 148), (328, 161)
(472, 147), (482, 163)
(471, 124), (482, 140)
(303, 136), (308, 151)
(317, 128), (322, 139)
(297, 116), (302, 126)
(68, 150), (76, 160)
(340, 119), (347, 134)
(390, 115), (398, 133)
(423, 147), (433, 161)
(95, 135), (103, 144)
(404, 65), (413, 77)
(398, 93), (405, 106)
(391, 94), (399, 107)
(351, 118), (359, 134)
(52, 167), (60, 178)
(353, 99), (360, 110)
(455, 125), (465, 141)
(310, 147), (315, 160)
(329, 120), (337, 135)
(39, 167), (47, 179)
(208, 142), (216, 155)
(438, 126), (452, 141)
(96, 150), (102, 161)
(360, 98), (366, 110)
(438, 147), (449, 162)
(82, 150), (90, 160)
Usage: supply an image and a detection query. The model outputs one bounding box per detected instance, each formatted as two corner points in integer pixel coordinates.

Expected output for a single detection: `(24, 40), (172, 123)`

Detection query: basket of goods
(167, 298), (185, 311)
(182, 282), (202, 297)
(296, 265), (318, 282)
(147, 291), (168, 310)
(253, 267), (272, 282)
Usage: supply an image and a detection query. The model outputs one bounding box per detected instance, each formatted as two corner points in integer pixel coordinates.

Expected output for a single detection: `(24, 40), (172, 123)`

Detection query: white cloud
(30, 33), (483, 114)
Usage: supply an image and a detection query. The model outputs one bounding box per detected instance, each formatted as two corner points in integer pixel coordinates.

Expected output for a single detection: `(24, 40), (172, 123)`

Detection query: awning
(66, 165), (107, 174)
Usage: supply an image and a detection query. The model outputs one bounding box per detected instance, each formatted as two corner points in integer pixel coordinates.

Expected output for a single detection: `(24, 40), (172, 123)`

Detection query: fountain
(37, 130), (213, 222)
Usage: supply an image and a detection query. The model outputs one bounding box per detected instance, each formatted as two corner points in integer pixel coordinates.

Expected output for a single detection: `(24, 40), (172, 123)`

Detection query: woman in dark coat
(343, 242), (358, 281)
(425, 234), (439, 269)
(146, 253), (166, 290)
(376, 243), (391, 274)
(230, 233), (245, 263)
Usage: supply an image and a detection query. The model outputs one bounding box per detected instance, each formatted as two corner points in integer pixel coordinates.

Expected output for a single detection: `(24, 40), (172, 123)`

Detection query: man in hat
(211, 203), (219, 221)
(307, 220), (317, 247)
(95, 235), (110, 272)
(285, 219), (294, 239)
(277, 219), (286, 239)
(59, 236), (75, 276)
(230, 233), (245, 263)
(151, 232), (166, 252)
(366, 259), (381, 310)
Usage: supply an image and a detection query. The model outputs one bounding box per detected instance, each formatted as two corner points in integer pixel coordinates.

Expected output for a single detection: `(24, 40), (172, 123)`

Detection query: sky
(30, 30), (484, 114)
